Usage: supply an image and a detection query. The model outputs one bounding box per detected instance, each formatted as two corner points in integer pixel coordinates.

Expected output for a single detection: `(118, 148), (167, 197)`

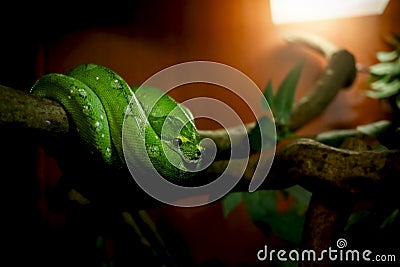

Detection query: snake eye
(172, 138), (183, 147)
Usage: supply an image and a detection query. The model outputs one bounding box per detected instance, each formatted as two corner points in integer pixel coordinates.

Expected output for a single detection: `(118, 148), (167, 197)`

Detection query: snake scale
(30, 63), (203, 184)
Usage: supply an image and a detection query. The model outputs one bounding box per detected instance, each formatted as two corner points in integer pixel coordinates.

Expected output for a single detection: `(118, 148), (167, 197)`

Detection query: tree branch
(0, 84), (69, 138)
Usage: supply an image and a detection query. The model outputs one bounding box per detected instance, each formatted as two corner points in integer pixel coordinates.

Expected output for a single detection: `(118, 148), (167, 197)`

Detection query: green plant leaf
(366, 79), (400, 98)
(396, 94), (400, 109)
(221, 192), (243, 218)
(369, 75), (391, 91)
(345, 210), (372, 232)
(391, 32), (400, 45)
(380, 208), (399, 229)
(285, 185), (312, 207)
(369, 59), (400, 76)
(243, 187), (311, 244)
(248, 115), (276, 151)
(262, 80), (275, 112)
(356, 120), (392, 138)
(274, 61), (304, 125)
(376, 50), (398, 62)
(243, 191), (275, 221)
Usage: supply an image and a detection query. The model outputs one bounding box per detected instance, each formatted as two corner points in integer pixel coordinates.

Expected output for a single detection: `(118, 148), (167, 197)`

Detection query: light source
(270, 0), (390, 25)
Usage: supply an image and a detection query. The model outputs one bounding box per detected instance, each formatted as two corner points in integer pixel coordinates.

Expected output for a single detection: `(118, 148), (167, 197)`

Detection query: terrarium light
(270, 0), (390, 25)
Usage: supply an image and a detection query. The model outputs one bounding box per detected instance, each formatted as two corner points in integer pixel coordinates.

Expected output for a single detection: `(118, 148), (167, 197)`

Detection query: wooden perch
(0, 84), (69, 138)
(283, 32), (357, 131)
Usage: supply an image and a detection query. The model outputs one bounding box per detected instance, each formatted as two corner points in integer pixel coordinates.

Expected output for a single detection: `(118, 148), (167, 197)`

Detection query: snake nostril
(195, 149), (202, 158)
(182, 149), (202, 164)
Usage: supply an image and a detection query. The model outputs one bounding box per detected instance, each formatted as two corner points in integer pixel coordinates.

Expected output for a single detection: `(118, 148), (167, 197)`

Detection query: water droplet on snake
(78, 89), (87, 97)
(110, 79), (121, 89)
(148, 146), (160, 157)
(95, 121), (103, 131)
(106, 147), (112, 156)
(82, 105), (90, 115)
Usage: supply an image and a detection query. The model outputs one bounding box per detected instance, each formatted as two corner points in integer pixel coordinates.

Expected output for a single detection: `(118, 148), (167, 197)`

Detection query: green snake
(30, 63), (203, 184)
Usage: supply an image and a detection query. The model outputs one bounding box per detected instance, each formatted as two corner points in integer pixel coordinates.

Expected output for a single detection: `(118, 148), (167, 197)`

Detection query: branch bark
(0, 84), (69, 138)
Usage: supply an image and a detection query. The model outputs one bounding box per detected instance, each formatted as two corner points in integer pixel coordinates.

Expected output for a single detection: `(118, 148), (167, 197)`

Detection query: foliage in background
(222, 186), (311, 246)
(340, 32), (400, 256)
(249, 61), (304, 152)
(366, 33), (400, 106)
(223, 62), (311, 251)
(224, 49), (400, 263)
(263, 60), (304, 140)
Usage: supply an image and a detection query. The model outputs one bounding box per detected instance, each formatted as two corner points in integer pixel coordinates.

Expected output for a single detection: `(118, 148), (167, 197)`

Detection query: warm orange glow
(270, 0), (390, 25)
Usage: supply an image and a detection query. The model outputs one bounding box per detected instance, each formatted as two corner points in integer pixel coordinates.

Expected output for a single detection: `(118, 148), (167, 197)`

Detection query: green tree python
(30, 63), (203, 184)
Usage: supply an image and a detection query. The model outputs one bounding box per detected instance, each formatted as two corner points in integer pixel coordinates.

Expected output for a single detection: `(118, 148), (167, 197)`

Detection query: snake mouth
(180, 148), (203, 171)
(182, 158), (201, 172)
(160, 139), (203, 172)
(177, 148), (203, 172)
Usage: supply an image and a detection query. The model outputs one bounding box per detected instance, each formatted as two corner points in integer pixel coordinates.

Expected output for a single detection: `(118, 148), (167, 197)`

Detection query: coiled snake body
(30, 63), (203, 183)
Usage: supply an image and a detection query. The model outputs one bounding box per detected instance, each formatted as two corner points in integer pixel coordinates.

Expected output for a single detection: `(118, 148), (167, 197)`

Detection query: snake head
(171, 129), (203, 162)
(149, 115), (203, 165)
